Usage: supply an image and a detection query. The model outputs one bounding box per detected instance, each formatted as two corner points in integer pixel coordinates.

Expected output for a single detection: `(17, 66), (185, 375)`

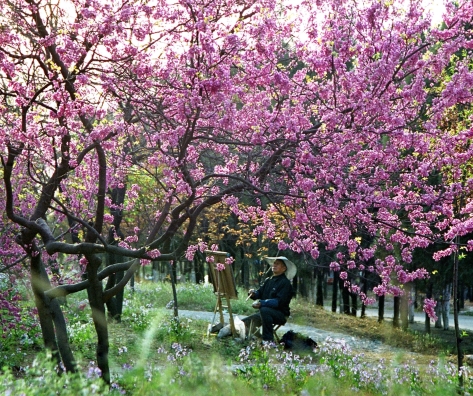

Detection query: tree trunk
(292, 274), (299, 296)
(361, 270), (368, 318)
(393, 296), (400, 328)
(316, 268), (324, 306)
(86, 253), (110, 385)
(453, 244), (464, 388)
(442, 283), (451, 330)
(169, 261), (179, 318)
(408, 284), (416, 324)
(194, 257), (204, 284)
(434, 293), (443, 328)
(242, 258), (249, 289)
(400, 285), (409, 330)
(331, 271), (339, 313)
(378, 295), (385, 323)
(350, 292), (357, 316)
(459, 282), (465, 310)
(105, 269), (125, 322)
(105, 246), (125, 322)
(341, 280), (350, 315)
(30, 248), (76, 372)
(425, 283), (432, 334)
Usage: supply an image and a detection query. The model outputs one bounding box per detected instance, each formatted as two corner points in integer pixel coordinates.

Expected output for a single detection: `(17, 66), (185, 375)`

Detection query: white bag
(234, 316), (246, 340)
(217, 316), (246, 340)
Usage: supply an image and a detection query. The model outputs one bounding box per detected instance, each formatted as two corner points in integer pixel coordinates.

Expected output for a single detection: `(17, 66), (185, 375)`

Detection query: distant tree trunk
(442, 283), (452, 330)
(169, 261), (179, 318)
(332, 271), (339, 313)
(152, 261), (159, 282)
(341, 280), (350, 315)
(297, 268), (308, 298)
(194, 258), (204, 284)
(105, 268), (124, 322)
(434, 285), (443, 328)
(453, 240), (464, 388)
(434, 294), (443, 328)
(408, 284), (416, 324)
(130, 273), (135, 292)
(459, 282), (465, 310)
(378, 295), (385, 323)
(316, 268), (324, 306)
(292, 274), (299, 296)
(350, 292), (357, 316)
(393, 296), (400, 328)
(425, 283), (432, 334)
(400, 285), (409, 330)
(242, 259), (249, 289)
(323, 270), (328, 300)
(360, 270), (368, 318)
(171, 260), (178, 284)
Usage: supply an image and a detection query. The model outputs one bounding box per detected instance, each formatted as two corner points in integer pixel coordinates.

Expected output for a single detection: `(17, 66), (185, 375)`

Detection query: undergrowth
(2, 281), (473, 395)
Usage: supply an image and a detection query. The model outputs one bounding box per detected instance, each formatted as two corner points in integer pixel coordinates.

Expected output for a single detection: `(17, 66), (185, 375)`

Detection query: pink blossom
(346, 260), (356, 269)
(278, 240), (289, 250)
(103, 214), (114, 223)
(147, 249), (161, 259)
(423, 298), (438, 322)
(186, 245), (198, 261)
(329, 262), (340, 272)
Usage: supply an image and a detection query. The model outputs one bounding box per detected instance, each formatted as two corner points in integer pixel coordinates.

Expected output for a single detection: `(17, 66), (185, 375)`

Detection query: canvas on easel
(205, 250), (238, 337)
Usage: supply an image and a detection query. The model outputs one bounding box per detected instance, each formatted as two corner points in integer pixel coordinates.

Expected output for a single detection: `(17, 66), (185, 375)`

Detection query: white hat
(264, 256), (297, 280)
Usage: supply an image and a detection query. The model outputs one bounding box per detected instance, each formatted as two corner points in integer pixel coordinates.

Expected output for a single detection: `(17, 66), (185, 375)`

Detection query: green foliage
(118, 354), (257, 396)
(0, 299), (42, 370)
(8, 282), (473, 395)
(174, 282), (257, 315)
(0, 351), (110, 395)
(67, 320), (96, 358)
(174, 282), (216, 311)
(133, 309), (197, 353)
(235, 342), (313, 394)
(409, 330), (452, 353)
(123, 282), (172, 310)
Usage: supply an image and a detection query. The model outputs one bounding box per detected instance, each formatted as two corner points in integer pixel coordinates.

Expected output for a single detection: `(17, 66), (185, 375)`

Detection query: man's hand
(252, 301), (261, 309)
(245, 289), (256, 301)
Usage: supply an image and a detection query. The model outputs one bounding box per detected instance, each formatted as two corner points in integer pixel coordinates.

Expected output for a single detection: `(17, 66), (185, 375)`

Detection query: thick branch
(45, 261), (135, 298)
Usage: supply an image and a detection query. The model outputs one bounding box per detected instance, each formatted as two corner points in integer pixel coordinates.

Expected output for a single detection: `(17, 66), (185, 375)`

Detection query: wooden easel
(205, 250), (238, 337)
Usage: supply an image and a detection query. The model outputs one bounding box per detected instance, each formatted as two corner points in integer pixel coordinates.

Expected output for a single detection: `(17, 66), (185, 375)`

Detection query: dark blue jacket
(251, 274), (293, 316)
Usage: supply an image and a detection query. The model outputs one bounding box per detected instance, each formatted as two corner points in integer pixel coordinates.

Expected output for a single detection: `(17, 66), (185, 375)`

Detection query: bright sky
(422, 0), (447, 26)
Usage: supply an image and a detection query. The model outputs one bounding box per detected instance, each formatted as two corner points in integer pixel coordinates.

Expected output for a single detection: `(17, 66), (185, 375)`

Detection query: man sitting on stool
(243, 257), (296, 342)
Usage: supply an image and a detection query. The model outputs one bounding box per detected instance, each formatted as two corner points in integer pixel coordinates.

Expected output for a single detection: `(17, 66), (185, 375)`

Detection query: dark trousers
(242, 307), (287, 341)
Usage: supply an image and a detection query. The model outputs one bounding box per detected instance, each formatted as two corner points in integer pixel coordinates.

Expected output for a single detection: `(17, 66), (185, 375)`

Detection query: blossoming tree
(0, 0), (313, 382)
(1, 0), (473, 383)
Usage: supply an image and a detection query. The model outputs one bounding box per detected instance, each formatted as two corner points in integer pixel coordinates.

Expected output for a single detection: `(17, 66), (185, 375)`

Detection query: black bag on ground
(280, 330), (317, 351)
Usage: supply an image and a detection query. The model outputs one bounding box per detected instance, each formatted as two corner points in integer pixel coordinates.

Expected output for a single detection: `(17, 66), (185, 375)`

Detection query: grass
(3, 280), (473, 394)
(103, 281), (473, 367)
